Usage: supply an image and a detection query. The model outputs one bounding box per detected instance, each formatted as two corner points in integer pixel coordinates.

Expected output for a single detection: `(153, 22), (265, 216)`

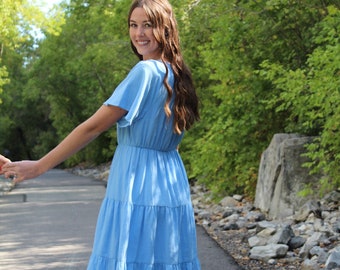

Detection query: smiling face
(129, 7), (161, 60)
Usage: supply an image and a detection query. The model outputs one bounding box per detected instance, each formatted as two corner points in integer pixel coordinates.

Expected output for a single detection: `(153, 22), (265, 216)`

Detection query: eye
(129, 23), (137, 28)
(144, 22), (152, 28)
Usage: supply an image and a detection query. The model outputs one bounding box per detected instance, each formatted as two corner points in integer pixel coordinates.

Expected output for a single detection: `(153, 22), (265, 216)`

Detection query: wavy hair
(128, 0), (200, 134)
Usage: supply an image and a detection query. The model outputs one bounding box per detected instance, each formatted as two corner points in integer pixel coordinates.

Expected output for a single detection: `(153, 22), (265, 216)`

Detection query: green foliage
(0, 0), (21, 99)
(0, 0), (338, 198)
(0, 0), (66, 160)
(27, 0), (135, 165)
(181, 0), (340, 198)
(0, 65), (9, 98)
(259, 5), (340, 195)
(0, 0), (64, 97)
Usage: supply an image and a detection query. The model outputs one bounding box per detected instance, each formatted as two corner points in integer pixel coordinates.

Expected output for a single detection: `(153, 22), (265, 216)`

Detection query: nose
(137, 26), (145, 36)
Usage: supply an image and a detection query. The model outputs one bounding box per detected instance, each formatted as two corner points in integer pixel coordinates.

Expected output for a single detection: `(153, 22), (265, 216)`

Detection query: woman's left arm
(2, 105), (127, 182)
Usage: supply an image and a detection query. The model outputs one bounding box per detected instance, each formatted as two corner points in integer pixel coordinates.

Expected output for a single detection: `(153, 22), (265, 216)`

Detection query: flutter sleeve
(104, 62), (153, 127)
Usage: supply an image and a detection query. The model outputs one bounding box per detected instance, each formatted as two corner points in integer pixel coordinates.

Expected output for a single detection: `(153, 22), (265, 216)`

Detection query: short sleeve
(104, 62), (153, 127)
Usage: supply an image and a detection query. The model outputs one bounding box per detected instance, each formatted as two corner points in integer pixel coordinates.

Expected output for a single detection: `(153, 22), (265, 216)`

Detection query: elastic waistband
(117, 144), (177, 153)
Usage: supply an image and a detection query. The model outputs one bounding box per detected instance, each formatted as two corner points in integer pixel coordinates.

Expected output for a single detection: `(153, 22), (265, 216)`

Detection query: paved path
(0, 169), (243, 270)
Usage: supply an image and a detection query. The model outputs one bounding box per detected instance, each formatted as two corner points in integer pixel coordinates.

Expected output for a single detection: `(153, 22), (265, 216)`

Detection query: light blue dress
(87, 60), (201, 270)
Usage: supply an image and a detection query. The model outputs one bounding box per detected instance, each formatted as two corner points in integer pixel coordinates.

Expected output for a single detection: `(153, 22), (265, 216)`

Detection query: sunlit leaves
(183, 0), (339, 198)
(259, 5), (340, 195)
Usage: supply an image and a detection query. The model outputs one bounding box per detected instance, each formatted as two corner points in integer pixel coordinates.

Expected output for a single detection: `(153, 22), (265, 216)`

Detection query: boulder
(249, 244), (289, 261)
(255, 133), (321, 219)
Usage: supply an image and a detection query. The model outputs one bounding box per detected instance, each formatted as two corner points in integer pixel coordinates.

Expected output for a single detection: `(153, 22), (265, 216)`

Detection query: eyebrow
(129, 19), (152, 23)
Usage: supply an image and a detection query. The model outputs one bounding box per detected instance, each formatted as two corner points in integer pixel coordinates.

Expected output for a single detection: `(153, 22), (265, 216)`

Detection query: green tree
(2, 0), (338, 199)
(0, 0), (65, 159)
(259, 5), (340, 195)
(0, 0), (64, 99)
(25, 0), (135, 165)
(0, 0), (22, 99)
(184, 0), (339, 198)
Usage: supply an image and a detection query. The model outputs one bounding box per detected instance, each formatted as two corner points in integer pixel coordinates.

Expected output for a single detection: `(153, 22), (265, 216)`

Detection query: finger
(13, 176), (23, 184)
(3, 161), (14, 168)
(8, 173), (23, 183)
(2, 163), (10, 171)
(4, 171), (16, 179)
(2, 162), (16, 173)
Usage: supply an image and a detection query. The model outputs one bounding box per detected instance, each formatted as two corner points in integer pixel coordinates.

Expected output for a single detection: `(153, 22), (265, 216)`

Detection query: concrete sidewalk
(0, 169), (243, 270)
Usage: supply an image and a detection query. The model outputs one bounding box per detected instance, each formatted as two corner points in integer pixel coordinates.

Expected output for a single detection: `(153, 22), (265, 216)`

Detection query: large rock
(255, 134), (321, 219)
(249, 244), (289, 261)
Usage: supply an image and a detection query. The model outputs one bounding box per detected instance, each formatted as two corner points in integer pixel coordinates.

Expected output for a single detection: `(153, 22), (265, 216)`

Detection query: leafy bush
(259, 5), (340, 195)
(182, 0), (339, 198)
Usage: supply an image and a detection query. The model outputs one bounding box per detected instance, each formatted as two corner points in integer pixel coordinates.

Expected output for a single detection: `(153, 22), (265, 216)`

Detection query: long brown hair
(128, 0), (200, 134)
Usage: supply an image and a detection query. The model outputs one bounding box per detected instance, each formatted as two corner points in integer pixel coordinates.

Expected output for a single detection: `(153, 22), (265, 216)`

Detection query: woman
(2, 0), (201, 269)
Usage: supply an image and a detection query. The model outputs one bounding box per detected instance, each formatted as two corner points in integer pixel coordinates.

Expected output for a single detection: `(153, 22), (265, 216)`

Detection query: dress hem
(87, 255), (201, 270)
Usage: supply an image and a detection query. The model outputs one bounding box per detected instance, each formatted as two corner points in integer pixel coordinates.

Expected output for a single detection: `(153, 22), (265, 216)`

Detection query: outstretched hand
(0, 154), (11, 175)
(2, 160), (41, 183)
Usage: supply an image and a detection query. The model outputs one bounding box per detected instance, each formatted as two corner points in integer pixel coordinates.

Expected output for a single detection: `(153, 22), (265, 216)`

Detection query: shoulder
(132, 60), (168, 75)
(127, 60), (173, 85)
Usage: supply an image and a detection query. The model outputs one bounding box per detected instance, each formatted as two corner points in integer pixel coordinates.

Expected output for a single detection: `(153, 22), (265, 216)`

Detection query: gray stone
(323, 190), (340, 204)
(222, 209), (234, 218)
(254, 133), (322, 219)
(246, 211), (266, 222)
(268, 225), (295, 245)
(246, 223), (257, 230)
(294, 200), (322, 222)
(267, 259), (277, 265)
(334, 220), (340, 234)
(233, 194), (243, 202)
(236, 219), (246, 229)
(257, 227), (277, 238)
(310, 246), (328, 264)
(300, 232), (324, 258)
(301, 259), (320, 270)
(256, 220), (278, 232)
(288, 236), (307, 250)
(249, 244), (289, 261)
(312, 218), (325, 232)
(223, 222), (239, 231)
(220, 196), (238, 207)
(326, 246), (340, 270)
(226, 213), (240, 222)
(198, 210), (211, 219)
(248, 235), (268, 247)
